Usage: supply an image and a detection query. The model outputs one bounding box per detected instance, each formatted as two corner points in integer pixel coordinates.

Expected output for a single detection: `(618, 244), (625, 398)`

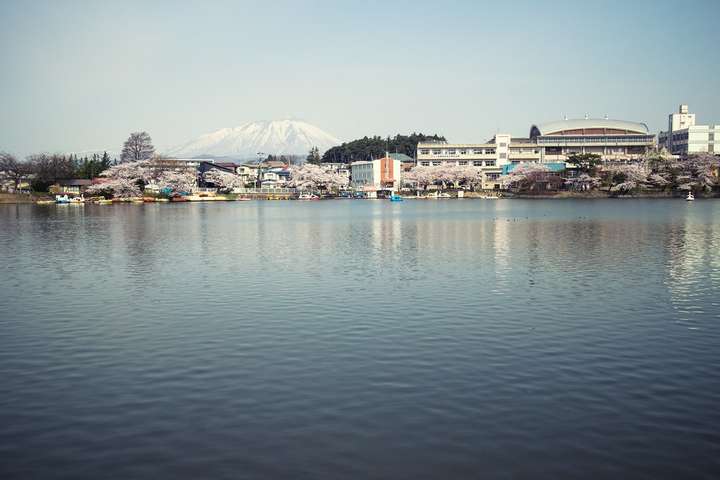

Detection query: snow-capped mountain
(166, 119), (340, 160)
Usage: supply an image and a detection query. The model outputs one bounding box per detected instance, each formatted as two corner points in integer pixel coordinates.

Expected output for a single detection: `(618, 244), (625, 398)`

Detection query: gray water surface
(1, 199), (719, 479)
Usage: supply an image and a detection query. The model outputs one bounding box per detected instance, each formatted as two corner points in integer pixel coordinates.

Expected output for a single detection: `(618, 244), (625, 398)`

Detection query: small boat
(297, 193), (319, 201)
(437, 192), (452, 198)
(169, 195), (188, 202)
(389, 193), (403, 202)
(36, 200), (55, 205)
(686, 192), (695, 201)
(55, 194), (84, 204)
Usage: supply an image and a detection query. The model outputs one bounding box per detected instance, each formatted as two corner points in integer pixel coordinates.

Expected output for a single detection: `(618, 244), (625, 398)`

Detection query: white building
(319, 162), (351, 181)
(659, 104), (719, 156)
(350, 156), (402, 197)
(417, 118), (656, 189)
(416, 134), (527, 189)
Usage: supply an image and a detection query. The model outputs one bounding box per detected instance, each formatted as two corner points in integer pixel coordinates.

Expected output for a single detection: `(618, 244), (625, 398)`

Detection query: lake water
(1, 199), (720, 479)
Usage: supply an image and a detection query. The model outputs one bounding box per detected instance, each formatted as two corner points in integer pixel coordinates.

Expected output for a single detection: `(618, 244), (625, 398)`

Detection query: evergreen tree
(101, 151), (111, 171)
(306, 146), (321, 164)
(321, 133), (446, 163)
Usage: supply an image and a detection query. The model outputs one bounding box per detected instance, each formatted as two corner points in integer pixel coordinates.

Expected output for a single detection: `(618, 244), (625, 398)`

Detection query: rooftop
(531, 119), (650, 136)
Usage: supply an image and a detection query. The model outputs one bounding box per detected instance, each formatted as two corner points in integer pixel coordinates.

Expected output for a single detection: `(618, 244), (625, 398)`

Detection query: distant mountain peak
(166, 120), (340, 160)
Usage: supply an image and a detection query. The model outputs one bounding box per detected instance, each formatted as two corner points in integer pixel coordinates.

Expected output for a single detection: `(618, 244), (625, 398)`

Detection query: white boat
(55, 194), (84, 204)
(297, 193), (319, 201)
(686, 192), (694, 201)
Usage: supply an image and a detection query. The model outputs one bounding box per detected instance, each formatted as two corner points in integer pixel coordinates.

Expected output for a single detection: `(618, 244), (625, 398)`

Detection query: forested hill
(321, 133), (446, 163)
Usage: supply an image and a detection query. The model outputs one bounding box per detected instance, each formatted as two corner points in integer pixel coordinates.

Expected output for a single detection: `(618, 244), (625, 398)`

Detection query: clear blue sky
(1, 0), (718, 156)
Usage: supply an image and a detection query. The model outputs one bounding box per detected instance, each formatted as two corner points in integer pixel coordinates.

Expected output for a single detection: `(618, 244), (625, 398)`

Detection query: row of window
(419, 160), (496, 167)
(419, 149), (497, 155)
(537, 136), (653, 144)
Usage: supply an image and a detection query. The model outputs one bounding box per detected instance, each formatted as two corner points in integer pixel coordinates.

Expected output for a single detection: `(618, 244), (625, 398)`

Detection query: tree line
(321, 133), (446, 163)
(0, 131), (156, 192)
(0, 151), (114, 191)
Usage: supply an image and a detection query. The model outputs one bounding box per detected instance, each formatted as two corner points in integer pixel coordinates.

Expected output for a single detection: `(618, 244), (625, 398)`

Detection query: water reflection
(1, 200), (720, 479)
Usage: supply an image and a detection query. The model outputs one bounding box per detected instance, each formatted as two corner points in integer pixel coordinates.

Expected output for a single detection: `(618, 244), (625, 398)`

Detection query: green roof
(389, 153), (414, 162)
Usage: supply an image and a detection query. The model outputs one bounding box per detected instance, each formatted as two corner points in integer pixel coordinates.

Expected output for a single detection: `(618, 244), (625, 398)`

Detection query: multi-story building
(416, 136), (507, 189)
(659, 104), (719, 156)
(350, 155), (402, 197)
(319, 162), (351, 181)
(416, 117), (656, 189)
(529, 118), (654, 161)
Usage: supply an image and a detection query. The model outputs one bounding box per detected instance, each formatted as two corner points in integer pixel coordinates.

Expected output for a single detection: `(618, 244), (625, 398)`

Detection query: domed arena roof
(530, 119), (650, 137)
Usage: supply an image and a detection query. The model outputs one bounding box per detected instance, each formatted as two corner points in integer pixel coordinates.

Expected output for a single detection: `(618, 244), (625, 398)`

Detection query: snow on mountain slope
(166, 120), (340, 159)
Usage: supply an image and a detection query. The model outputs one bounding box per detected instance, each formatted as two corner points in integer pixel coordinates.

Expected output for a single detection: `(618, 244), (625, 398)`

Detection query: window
(499, 153), (507, 159)
(432, 161), (441, 166)
(485, 160), (496, 166)
(459, 161), (468, 165)
(446, 149), (456, 155)
(421, 161), (430, 166)
(420, 149), (429, 155)
(432, 149), (441, 155)
(473, 161), (482, 166)
(485, 149), (495, 154)
(499, 142), (507, 147)
(459, 150), (467, 155)
(473, 149), (483, 154)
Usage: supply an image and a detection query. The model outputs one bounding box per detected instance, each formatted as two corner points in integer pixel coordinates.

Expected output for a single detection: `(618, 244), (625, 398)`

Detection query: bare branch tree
(0, 152), (29, 191)
(121, 132), (155, 163)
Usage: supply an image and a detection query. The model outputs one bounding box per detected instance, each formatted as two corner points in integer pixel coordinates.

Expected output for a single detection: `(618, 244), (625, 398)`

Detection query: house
(197, 161), (237, 188)
(49, 179), (92, 195)
(320, 162), (351, 181)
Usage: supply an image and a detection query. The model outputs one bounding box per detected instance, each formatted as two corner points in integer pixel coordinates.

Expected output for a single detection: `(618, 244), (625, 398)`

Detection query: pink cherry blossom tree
(85, 160), (150, 197)
(203, 169), (245, 191)
(289, 164), (349, 192)
(500, 163), (562, 192)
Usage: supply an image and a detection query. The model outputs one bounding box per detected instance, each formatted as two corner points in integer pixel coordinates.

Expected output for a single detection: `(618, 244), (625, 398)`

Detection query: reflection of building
(350, 155), (401, 197)
(659, 104), (719, 155)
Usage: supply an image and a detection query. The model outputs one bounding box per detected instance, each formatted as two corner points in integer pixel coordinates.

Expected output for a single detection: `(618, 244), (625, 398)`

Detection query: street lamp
(256, 151), (265, 188)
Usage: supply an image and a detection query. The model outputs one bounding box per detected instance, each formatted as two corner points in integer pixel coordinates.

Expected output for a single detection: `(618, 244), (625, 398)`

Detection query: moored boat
(297, 193), (320, 200)
(686, 192), (695, 201)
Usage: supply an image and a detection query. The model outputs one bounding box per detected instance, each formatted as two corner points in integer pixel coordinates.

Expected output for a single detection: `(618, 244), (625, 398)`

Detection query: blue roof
(501, 162), (566, 175)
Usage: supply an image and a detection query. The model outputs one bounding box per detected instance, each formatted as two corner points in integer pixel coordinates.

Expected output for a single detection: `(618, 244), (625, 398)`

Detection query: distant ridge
(166, 119), (341, 160)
